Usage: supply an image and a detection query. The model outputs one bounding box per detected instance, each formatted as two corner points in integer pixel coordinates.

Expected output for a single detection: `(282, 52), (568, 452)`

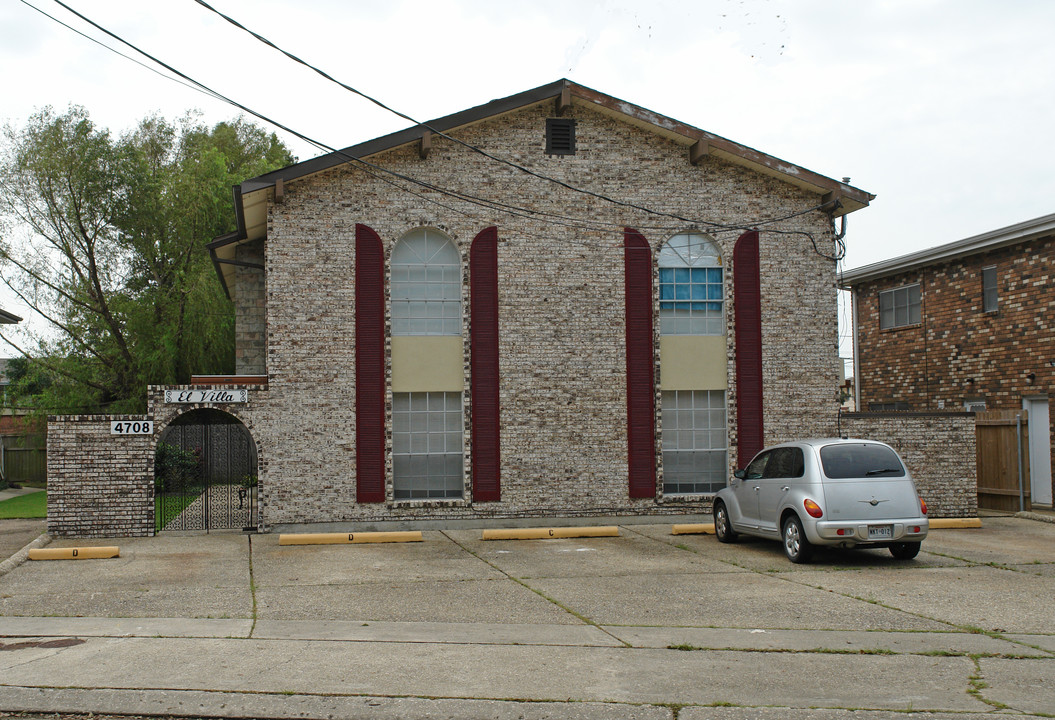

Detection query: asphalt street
(0, 514), (1053, 720)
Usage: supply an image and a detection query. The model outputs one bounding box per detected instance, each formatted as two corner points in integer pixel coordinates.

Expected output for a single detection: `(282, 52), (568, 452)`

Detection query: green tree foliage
(0, 108), (294, 414)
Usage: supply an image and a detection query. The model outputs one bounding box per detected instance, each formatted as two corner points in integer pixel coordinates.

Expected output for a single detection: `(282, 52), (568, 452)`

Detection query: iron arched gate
(155, 409), (257, 532)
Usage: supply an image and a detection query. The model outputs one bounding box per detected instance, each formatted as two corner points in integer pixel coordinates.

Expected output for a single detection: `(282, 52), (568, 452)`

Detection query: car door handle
(782, 486), (790, 492)
(753, 486), (760, 492)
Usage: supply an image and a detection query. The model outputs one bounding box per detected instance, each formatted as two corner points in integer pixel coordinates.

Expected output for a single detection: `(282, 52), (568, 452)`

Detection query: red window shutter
(734, 230), (764, 466)
(355, 224), (386, 503)
(624, 228), (657, 498)
(470, 227), (501, 502)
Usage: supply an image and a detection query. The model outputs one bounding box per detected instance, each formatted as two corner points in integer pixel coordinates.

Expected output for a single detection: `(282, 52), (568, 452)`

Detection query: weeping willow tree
(0, 107), (294, 414)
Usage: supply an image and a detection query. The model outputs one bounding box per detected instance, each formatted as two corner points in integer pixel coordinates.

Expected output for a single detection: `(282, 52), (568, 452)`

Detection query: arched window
(658, 231), (727, 495)
(658, 232), (723, 336)
(390, 227), (463, 500)
(391, 228), (461, 335)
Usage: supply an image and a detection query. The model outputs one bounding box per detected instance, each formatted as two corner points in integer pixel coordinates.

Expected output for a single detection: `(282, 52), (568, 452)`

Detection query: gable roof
(210, 79), (875, 296)
(840, 212), (1055, 287)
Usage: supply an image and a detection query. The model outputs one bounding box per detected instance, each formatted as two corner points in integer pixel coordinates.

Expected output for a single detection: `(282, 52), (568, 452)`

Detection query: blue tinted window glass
(705, 302), (721, 312)
(707, 268), (723, 283)
(691, 268), (706, 282)
(659, 301), (674, 309)
(659, 283), (674, 300)
(674, 268), (690, 283)
(659, 268), (674, 283)
(707, 284), (722, 300)
(691, 284), (706, 300)
(675, 284), (690, 300)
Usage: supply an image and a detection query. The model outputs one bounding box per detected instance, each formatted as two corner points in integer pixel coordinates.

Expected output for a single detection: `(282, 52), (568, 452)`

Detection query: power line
(27, 0), (844, 259)
(36, 0), (626, 236)
(17, 0), (226, 103)
(192, 0), (839, 237)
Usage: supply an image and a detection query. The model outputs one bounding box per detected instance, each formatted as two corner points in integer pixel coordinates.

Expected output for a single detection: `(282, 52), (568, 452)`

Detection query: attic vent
(546, 118), (576, 156)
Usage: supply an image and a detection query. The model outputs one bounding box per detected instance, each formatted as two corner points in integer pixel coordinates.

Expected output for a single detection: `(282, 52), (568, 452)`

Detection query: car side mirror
(733, 469), (746, 480)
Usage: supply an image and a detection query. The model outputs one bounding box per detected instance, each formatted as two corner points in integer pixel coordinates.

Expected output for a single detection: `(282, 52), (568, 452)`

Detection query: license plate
(868, 525), (893, 539)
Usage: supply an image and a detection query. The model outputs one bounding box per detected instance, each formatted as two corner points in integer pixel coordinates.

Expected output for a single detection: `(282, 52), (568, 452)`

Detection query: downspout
(922, 267), (930, 408)
(852, 287), (861, 412)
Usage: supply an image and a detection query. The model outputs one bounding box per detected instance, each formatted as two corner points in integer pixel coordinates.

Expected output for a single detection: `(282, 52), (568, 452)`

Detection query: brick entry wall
(839, 412), (977, 518)
(47, 415), (155, 537)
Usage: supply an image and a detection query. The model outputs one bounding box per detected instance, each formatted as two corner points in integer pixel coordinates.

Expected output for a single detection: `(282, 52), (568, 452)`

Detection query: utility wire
(192, 0), (837, 236)
(17, 0), (225, 103)
(28, 0), (844, 259)
(37, 0), (632, 236)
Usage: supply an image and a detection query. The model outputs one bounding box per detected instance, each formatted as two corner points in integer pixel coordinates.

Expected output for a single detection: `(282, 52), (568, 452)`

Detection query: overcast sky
(3, 0), (1054, 362)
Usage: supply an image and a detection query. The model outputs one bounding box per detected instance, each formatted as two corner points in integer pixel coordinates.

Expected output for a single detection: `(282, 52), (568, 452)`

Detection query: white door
(1024, 397), (1052, 506)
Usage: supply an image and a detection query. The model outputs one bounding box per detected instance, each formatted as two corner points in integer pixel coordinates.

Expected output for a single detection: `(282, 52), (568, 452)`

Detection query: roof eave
(234, 79), (875, 215)
(840, 212), (1055, 287)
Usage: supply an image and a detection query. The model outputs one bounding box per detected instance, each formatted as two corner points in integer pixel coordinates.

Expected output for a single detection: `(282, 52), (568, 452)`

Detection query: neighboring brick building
(841, 213), (1055, 507)
(50, 80), (880, 534)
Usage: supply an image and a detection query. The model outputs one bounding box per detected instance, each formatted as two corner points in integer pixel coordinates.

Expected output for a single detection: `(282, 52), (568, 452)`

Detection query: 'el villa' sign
(164, 389), (249, 404)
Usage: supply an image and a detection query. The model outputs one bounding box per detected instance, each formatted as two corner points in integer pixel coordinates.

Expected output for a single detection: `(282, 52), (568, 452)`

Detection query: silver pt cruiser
(713, 438), (929, 563)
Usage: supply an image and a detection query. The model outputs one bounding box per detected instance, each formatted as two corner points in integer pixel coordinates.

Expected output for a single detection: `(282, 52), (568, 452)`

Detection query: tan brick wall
(46, 416), (154, 537)
(238, 100), (841, 528)
(839, 412), (977, 518)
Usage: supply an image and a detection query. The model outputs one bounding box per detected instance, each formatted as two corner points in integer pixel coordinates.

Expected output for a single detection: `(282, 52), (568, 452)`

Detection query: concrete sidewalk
(0, 518), (1053, 719)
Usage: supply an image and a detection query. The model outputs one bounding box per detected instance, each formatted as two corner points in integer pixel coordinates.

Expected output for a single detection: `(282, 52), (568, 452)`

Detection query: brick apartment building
(841, 213), (1055, 508)
(49, 80), (883, 535)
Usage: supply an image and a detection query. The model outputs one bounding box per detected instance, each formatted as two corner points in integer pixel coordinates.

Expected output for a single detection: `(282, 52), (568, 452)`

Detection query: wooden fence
(1, 434), (47, 485)
(976, 410), (1030, 512)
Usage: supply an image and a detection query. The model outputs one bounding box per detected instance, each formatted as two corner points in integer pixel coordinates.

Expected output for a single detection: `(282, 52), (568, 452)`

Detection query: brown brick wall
(853, 235), (1055, 500)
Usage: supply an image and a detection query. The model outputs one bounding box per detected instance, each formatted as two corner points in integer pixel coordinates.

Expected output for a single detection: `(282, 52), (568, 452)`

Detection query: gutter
(840, 212), (1055, 287)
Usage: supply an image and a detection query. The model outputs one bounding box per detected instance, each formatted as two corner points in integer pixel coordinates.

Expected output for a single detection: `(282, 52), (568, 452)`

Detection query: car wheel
(889, 541), (921, 560)
(782, 515), (813, 564)
(713, 501), (737, 543)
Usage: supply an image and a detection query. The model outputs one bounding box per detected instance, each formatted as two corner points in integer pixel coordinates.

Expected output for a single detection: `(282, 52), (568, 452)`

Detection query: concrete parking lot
(0, 516), (1053, 720)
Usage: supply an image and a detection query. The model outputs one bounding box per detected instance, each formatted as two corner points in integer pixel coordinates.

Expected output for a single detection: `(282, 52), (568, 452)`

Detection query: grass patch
(0, 491), (46, 518)
(155, 492), (201, 531)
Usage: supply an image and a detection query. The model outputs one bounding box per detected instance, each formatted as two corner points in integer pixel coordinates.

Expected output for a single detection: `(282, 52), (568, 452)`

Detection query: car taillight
(920, 499), (928, 515)
(804, 499), (823, 518)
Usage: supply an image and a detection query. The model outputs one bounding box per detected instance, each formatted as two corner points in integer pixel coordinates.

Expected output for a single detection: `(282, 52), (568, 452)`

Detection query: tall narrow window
(391, 229), (461, 336)
(659, 232), (724, 335)
(659, 231), (728, 495)
(982, 266), (998, 313)
(391, 228), (464, 500)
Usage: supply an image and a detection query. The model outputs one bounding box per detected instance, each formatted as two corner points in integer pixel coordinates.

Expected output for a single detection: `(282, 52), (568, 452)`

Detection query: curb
(1017, 511), (1055, 524)
(0, 532), (52, 577)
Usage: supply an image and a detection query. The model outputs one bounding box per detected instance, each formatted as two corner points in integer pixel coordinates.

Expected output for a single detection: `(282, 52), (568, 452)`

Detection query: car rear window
(820, 443), (906, 479)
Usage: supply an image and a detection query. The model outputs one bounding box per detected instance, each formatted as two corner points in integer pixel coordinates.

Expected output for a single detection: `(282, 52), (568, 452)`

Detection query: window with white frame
(658, 232), (723, 336)
(982, 266), (998, 313)
(661, 390), (728, 494)
(878, 283), (921, 329)
(392, 391), (464, 499)
(391, 228), (461, 335)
